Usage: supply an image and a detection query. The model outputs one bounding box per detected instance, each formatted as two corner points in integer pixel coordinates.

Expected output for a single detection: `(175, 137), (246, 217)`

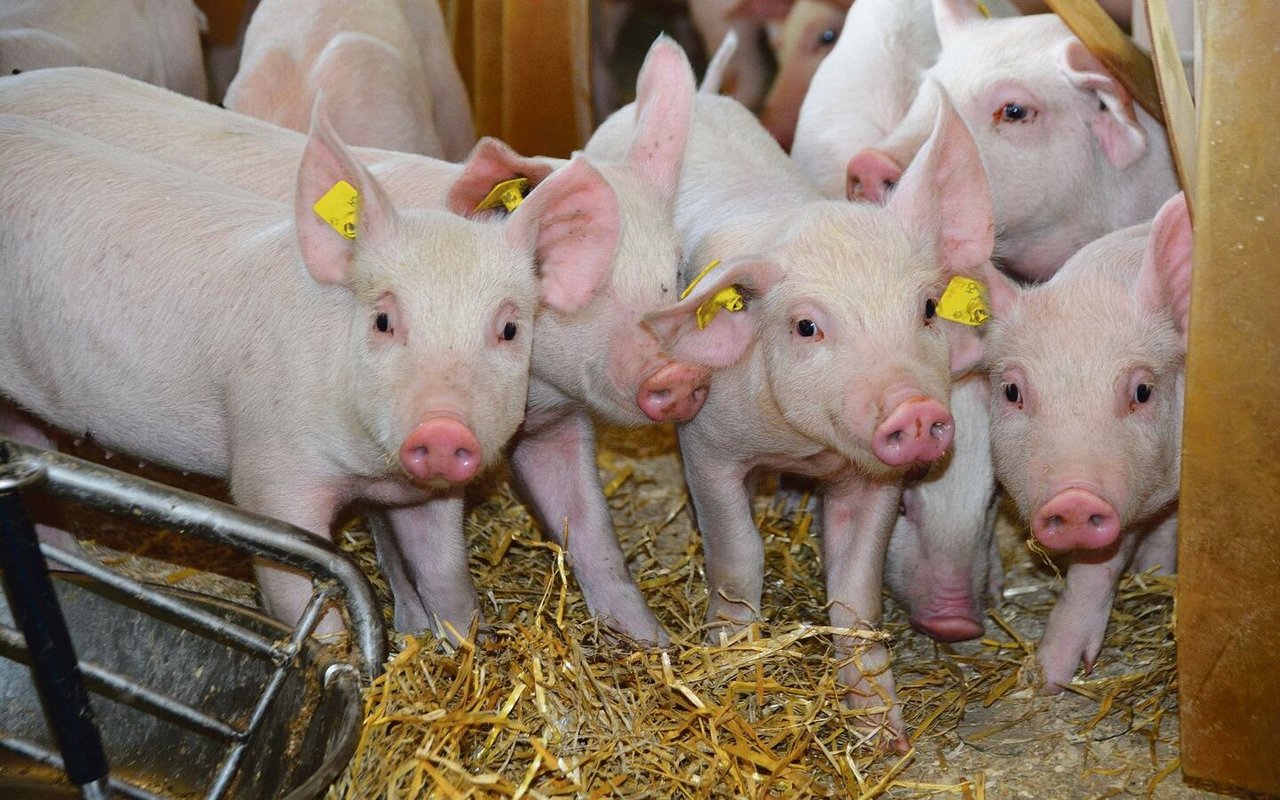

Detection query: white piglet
(0, 0), (208, 99)
(225, 0), (475, 159)
(984, 192), (1191, 692)
(845, 0), (1178, 281)
(0, 108), (615, 636)
(593, 59), (1001, 747)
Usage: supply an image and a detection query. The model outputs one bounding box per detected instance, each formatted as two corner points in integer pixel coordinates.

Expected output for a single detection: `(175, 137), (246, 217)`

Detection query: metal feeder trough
(0, 439), (387, 799)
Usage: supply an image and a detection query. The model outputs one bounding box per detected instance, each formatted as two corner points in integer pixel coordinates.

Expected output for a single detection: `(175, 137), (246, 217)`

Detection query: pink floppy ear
(932, 0), (987, 48)
(627, 35), (696, 198)
(1135, 192), (1194, 348)
(888, 81), (996, 276)
(294, 96), (398, 286)
(503, 153), (621, 314)
(445, 137), (557, 217)
(1058, 39), (1148, 169)
(642, 257), (784, 369)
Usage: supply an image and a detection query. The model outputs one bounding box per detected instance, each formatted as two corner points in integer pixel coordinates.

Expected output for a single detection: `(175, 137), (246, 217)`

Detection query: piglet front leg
(1035, 529), (1141, 693)
(371, 492), (480, 641)
(679, 425), (758, 638)
(510, 408), (667, 645)
(822, 474), (908, 752)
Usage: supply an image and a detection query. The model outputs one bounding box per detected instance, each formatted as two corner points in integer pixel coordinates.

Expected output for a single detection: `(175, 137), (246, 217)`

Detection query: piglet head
(536, 35), (721, 426)
(987, 193), (1191, 552)
(294, 100), (538, 488)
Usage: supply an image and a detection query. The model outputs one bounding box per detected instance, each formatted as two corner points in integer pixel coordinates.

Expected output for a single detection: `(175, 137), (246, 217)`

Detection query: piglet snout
(400, 417), (482, 484)
(637, 362), (711, 423)
(872, 397), (953, 467)
(1033, 489), (1120, 552)
(846, 148), (903, 203)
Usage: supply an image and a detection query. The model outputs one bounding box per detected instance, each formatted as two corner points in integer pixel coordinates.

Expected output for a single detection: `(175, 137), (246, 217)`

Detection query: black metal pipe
(0, 459), (111, 793)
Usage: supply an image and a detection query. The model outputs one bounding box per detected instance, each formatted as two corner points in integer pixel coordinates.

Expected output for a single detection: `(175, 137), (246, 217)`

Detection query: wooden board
(443, 0), (592, 159)
(1043, 0), (1165, 123)
(1143, 0), (1197, 211)
(1177, 1), (1280, 794)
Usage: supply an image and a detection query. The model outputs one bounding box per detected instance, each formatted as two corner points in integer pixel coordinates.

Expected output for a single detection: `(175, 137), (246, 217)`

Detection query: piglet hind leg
(1034, 531), (1140, 694)
(372, 492), (481, 643)
(822, 475), (909, 753)
(510, 410), (668, 645)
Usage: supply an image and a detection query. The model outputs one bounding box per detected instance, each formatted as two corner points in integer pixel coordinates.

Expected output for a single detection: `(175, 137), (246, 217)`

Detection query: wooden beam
(1143, 0), (1197, 212)
(1043, 0), (1164, 123)
(1177, 1), (1280, 794)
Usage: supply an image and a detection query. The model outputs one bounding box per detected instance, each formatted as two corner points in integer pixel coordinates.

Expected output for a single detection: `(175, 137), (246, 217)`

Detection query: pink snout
(399, 417), (482, 484)
(1032, 489), (1120, 552)
(871, 397), (954, 467)
(846, 148), (904, 203)
(636, 362), (711, 423)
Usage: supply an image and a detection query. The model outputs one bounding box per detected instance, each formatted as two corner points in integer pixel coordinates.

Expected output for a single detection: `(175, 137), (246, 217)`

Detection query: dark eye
(818, 28), (838, 46)
(925, 298), (937, 320)
(1133, 383), (1152, 404)
(1003, 383), (1021, 404)
(502, 321), (518, 341)
(375, 312), (391, 333)
(1000, 102), (1030, 122)
(796, 319), (818, 337)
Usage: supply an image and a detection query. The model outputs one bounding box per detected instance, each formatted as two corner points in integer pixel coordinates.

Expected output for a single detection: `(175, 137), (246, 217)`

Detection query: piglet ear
(504, 153), (620, 314)
(1058, 39), (1148, 169)
(941, 261), (1022, 376)
(642, 257), (784, 369)
(445, 137), (558, 217)
(1135, 192), (1194, 348)
(933, 0), (987, 48)
(888, 82), (996, 276)
(627, 35), (696, 198)
(294, 96), (397, 286)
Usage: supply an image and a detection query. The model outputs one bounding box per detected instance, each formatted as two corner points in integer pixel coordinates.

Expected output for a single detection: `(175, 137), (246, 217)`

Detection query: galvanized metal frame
(0, 438), (388, 799)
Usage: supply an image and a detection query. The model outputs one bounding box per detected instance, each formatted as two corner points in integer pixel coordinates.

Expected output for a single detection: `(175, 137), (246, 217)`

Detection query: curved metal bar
(0, 440), (385, 678)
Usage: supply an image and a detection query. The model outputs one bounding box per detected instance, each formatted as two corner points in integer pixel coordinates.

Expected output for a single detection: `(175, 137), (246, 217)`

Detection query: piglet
(593, 59), (1001, 746)
(0, 0), (207, 99)
(225, 0), (475, 159)
(984, 192), (1190, 691)
(0, 107), (615, 636)
(844, 0), (1178, 281)
(758, 0), (849, 151)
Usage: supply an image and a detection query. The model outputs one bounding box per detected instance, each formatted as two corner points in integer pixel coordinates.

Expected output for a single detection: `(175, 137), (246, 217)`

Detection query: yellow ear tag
(680, 259), (746, 330)
(313, 180), (360, 240)
(936, 275), (991, 326)
(974, 1), (992, 18)
(474, 177), (529, 213)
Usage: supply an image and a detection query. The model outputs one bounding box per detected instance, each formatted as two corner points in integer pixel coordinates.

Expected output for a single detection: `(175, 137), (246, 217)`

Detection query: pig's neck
(686, 347), (846, 478)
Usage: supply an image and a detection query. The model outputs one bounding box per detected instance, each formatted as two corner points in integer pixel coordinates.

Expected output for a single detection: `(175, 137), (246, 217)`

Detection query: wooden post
(1177, 1), (1280, 794)
(443, 0), (593, 158)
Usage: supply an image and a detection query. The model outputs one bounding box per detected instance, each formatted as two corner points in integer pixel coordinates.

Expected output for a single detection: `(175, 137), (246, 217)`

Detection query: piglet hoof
(841, 686), (910, 754)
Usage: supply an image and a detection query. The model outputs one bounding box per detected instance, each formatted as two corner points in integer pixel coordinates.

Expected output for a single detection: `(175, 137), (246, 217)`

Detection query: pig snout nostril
(1088, 514), (1105, 528)
(929, 421), (949, 438)
(1048, 515), (1065, 529)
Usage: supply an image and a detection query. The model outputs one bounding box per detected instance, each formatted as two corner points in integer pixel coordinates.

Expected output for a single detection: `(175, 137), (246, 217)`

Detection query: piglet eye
(925, 298), (937, 320)
(375, 312), (391, 334)
(818, 28), (838, 46)
(796, 319), (818, 337)
(502, 321), (518, 341)
(1003, 383), (1021, 404)
(1133, 383), (1152, 404)
(999, 102), (1033, 123)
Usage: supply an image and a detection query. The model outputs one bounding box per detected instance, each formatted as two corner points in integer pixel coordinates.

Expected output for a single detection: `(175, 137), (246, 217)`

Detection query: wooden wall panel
(444, 0), (593, 158)
(1177, 1), (1280, 794)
